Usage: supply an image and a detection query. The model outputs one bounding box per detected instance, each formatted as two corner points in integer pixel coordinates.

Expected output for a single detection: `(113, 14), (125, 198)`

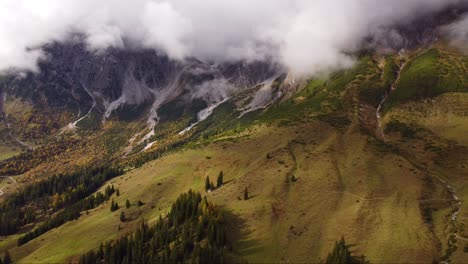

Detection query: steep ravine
(376, 58), (406, 141)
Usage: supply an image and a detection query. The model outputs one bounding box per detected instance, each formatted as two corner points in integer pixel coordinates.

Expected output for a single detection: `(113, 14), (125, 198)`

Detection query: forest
(0, 166), (123, 237)
(79, 190), (231, 264)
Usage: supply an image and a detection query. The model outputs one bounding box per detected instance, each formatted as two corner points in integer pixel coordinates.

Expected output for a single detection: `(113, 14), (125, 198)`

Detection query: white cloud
(0, 0), (466, 74)
(442, 14), (468, 53)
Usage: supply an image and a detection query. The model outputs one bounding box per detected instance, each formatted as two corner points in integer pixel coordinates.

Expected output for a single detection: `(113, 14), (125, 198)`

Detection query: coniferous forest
(79, 190), (231, 264)
(0, 166), (123, 237)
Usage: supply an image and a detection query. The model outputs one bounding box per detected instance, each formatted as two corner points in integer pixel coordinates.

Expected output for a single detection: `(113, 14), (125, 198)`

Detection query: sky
(0, 0), (467, 75)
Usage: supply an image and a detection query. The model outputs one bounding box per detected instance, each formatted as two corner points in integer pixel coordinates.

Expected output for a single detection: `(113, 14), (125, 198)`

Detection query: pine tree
(291, 175), (297, 182)
(120, 211), (126, 222)
(116, 189), (120, 196)
(126, 199), (131, 208)
(243, 188), (249, 200)
(138, 200), (144, 206)
(110, 199), (119, 212)
(205, 176), (211, 192)
(3, 251), (11, 264)
(326, 236), (364, 264)
(217, 171), (224, 188)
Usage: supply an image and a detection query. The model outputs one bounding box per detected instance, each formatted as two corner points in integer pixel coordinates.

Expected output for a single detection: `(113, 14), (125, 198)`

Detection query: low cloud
(442, 14), (468, 53)
(0, 0), (466, 75)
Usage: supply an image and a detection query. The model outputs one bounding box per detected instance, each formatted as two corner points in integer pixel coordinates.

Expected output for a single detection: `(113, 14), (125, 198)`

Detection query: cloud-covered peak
(0, 0), (466, 75)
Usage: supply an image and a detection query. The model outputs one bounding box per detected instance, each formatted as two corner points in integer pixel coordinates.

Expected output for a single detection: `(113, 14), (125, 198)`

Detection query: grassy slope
(385, 48), (467, 110)
(1, 46), (467, 263)
(8, 121), (459, 263)
(0, 145), (20, 161)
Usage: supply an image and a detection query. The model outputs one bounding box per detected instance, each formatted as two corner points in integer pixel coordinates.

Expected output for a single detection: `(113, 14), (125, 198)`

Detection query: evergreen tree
(3, 251), (11, 264)
(116, 189), (120, 196)
(126, 199), (131, 208)
(326, 236), (365, 264)
(137, 200), (144, 206)
(120, 211), (126, 222)
(205, 176), (211, 192)
(217, 171), (224, 188)
(110, 199), (119, 212)
(243, 188), (249, 200)
(291, 175), (297, 182)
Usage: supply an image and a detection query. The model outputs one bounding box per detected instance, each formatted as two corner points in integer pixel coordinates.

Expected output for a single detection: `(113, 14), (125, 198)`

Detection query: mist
(0, 0), (467, 75)
(443, 14), (468, 53)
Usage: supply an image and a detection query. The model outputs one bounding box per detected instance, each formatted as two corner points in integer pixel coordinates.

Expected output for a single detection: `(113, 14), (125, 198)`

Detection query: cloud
(442, 14), (468, 53)
(0, 0), (466, 75)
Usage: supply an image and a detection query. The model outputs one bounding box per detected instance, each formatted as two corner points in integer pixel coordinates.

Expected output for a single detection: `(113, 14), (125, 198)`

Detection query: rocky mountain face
(2, 42), (282, 127)
(1, 2), (466, 125)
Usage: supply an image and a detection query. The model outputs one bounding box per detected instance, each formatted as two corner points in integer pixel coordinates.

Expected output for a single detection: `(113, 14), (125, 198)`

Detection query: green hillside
(0, 45), (467, 263)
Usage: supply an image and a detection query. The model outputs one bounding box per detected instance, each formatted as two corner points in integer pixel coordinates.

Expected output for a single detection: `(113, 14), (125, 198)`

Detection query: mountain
(0, 5), (467, 264)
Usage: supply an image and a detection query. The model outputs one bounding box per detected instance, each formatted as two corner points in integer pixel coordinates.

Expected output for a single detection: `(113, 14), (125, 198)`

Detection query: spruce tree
(217, 171), (224, 188)
(326, 236), (363, 264)
(110, 199), (119, 212)
(126, 199), (131, 208)
(205, 176), (211, 192)
(120, 211), (126, 222)
(243, 188), (249, 200)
